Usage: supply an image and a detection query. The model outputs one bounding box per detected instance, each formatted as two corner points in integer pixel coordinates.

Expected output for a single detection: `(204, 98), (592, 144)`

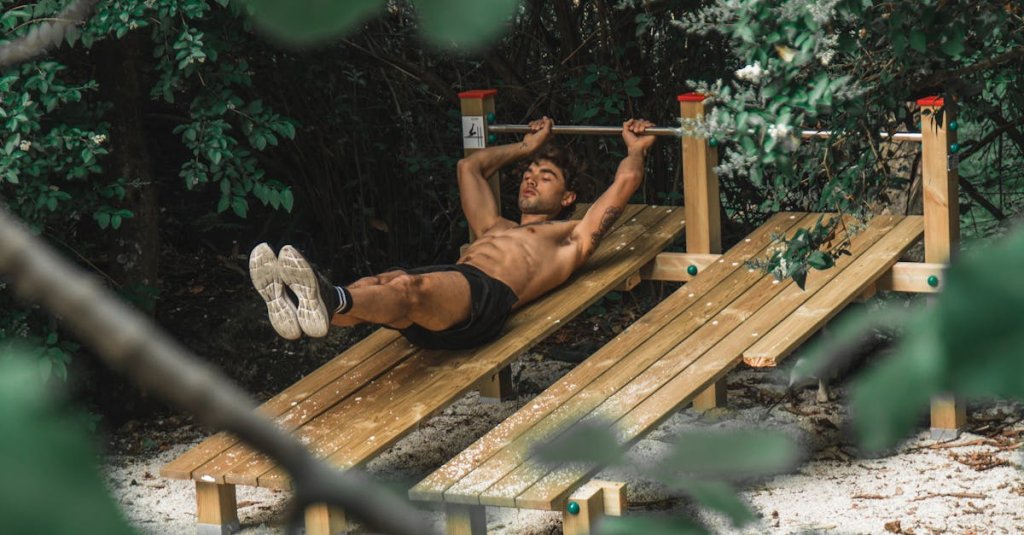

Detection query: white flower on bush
(767, 123), (792, 141)
(18, 140), (31, 151)
(735, 62), (765, 84)
(91, 134), (107, 145)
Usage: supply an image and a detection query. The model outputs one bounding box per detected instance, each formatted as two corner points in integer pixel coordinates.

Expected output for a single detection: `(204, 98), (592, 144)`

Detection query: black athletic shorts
(395, 263), (518, 350)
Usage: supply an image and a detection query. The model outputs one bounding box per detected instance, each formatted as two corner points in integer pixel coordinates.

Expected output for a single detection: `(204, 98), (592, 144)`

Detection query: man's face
(518, 159), (575, 217)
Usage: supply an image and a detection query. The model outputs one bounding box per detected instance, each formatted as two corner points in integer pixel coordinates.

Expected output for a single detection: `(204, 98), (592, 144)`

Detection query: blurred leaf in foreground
(241, 0), (385, 45)
(599, 515), (707, 535)
(533, 421), (624, 467)
(0, 350), (136, 535)
(796, 226), (1024, 453)
(414, 0), (520, 49)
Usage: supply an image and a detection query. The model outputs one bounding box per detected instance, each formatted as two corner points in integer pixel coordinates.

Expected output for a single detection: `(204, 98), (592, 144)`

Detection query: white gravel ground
(104, 361), (1024, 534)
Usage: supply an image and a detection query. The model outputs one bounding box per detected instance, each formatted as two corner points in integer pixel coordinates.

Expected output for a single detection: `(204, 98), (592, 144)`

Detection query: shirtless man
(250, 117), (656, 349)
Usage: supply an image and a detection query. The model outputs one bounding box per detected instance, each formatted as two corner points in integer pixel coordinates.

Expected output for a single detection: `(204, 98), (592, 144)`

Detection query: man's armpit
(590, 206), (623, 248)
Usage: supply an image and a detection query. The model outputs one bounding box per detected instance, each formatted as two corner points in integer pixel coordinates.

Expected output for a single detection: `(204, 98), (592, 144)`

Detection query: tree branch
(0, 0), (97, 68)
(0, 207), (431, 535)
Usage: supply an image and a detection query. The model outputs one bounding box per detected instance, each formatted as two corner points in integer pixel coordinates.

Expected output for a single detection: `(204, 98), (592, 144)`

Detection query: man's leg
(331, 270), (408, 327)
(342, 272), (472, 331)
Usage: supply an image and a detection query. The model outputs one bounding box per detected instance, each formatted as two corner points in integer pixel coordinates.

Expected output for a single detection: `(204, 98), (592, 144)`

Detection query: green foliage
(0, 351), (136, 535)
(535, 422), (800, 530)
(415, 0), (521, 49)
(748, 215), (851, 289)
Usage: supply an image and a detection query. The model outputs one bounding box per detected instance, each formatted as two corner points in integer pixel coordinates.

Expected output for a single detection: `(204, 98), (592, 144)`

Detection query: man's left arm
(571, 119), (657, 262)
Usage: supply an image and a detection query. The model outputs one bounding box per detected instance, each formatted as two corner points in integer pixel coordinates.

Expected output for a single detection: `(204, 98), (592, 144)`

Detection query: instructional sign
(462, 116), (485, 149)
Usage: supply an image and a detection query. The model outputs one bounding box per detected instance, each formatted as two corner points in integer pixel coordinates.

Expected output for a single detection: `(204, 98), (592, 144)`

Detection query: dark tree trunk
(96, 32), (160, 311)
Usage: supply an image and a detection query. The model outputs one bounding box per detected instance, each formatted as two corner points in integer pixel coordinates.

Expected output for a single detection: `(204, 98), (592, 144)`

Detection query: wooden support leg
(692, 378), (727, 411)
(563, 480), (626, 535)
(478, 365), (513, 403)
(614, 271), (642, 292)
(931, 393), (966, 440)
(195, 482), (240, 535)
(444, 503), (486, 535)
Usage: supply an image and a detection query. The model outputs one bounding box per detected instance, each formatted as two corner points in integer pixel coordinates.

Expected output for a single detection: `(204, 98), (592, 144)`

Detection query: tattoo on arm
(591, 206), (623, 248)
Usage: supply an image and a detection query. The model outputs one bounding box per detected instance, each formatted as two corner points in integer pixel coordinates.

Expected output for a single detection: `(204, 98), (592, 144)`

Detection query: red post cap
(458, 89), (498, 99)
(916, 96), (944, 107)
(677, 92), (706, 102)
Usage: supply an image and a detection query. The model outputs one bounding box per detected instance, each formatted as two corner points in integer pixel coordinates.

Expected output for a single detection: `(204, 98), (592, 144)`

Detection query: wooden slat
(743, 216), (923, 367)
(232, 205), (682, 489)
(424, 213), (814, 505)
(160, 328), (402, 479)
(512, 216), (912, 510)
(191, 335), (419, 483)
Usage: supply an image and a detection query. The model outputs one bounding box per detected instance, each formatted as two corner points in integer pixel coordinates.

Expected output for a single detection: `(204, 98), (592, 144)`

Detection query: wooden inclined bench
(410, 211), (924, 534)
(159, 203), (685, 534)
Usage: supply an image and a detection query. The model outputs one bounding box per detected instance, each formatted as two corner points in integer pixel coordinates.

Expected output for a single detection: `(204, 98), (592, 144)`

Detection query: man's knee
(388, 274), (426, 307)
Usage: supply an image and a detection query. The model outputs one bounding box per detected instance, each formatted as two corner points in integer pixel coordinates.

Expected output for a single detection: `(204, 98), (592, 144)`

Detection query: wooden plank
(410, 213), (802, 504)
(160, 328), (402, 479)
(639, 252), (721, 282)
(191, 334), (420, 484)
(743, 216), (923, 368)
(233, 205), (682, 489)
(432, 214), (816, 506)
(514, 216), (916, 510)
(876, 262), (946, 293)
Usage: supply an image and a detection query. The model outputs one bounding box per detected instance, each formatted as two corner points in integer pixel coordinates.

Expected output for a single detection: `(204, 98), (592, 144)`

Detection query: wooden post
(563, 480), (626, 535)
(445, 503), (487, 535)
(458, 89), (500, 229)
(196, 482), (240, 535)
(680, 92), (726, 411)
(477, 365), (513, 403)
(919, 95), (966, 440)
(305, 503), (348, 535)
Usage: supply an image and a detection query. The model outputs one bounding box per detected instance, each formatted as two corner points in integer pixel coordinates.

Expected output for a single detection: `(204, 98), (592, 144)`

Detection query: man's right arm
(457, 117), (553, 236)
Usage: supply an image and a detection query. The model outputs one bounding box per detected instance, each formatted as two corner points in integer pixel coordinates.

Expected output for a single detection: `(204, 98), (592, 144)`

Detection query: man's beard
(519, 196), (553, 215)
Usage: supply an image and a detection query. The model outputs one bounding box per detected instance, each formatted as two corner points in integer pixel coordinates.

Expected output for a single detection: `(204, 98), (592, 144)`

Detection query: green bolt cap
(567, 501), (580, 515)
(708, 137), (719, 147)
(948, 120), (958, 131)
(949, 143), (959, 154)
(927, 275), (939, 288)
(486, 112), (496, 124)
(687, 265), (699, 276)
(487, 133), (497, 144)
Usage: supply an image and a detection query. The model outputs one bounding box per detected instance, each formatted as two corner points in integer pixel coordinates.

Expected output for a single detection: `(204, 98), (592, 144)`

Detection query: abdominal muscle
(457, 220), (581, 307)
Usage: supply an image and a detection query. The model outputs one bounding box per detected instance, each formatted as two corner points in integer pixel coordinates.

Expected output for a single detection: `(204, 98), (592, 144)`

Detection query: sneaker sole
(278, 245), (330, 338)
(249, 243), (302, 340)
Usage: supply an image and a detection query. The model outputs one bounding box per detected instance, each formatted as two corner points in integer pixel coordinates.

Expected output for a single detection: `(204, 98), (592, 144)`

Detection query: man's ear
(561, 191), (577, 207)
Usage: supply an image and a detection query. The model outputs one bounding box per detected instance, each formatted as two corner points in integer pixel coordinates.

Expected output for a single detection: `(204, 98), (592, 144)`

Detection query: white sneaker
(278, 245), (331, 338)
(249, 242), (301, 340)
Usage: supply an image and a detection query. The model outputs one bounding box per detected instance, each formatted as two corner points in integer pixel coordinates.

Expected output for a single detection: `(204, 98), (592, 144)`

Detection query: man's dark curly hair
(530, 143), (584, 220)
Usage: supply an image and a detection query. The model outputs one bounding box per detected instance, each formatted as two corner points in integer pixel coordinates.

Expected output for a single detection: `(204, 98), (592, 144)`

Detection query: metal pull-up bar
(487, 124), (684, 137)
(801, 129), (923, 142)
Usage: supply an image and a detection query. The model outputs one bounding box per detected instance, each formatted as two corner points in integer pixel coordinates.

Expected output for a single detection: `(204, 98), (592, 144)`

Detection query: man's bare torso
(457, 219), (584, 307)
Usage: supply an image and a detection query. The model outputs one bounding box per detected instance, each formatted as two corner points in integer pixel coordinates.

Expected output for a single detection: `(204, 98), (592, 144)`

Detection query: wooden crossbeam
(640, 253), (946, 294)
